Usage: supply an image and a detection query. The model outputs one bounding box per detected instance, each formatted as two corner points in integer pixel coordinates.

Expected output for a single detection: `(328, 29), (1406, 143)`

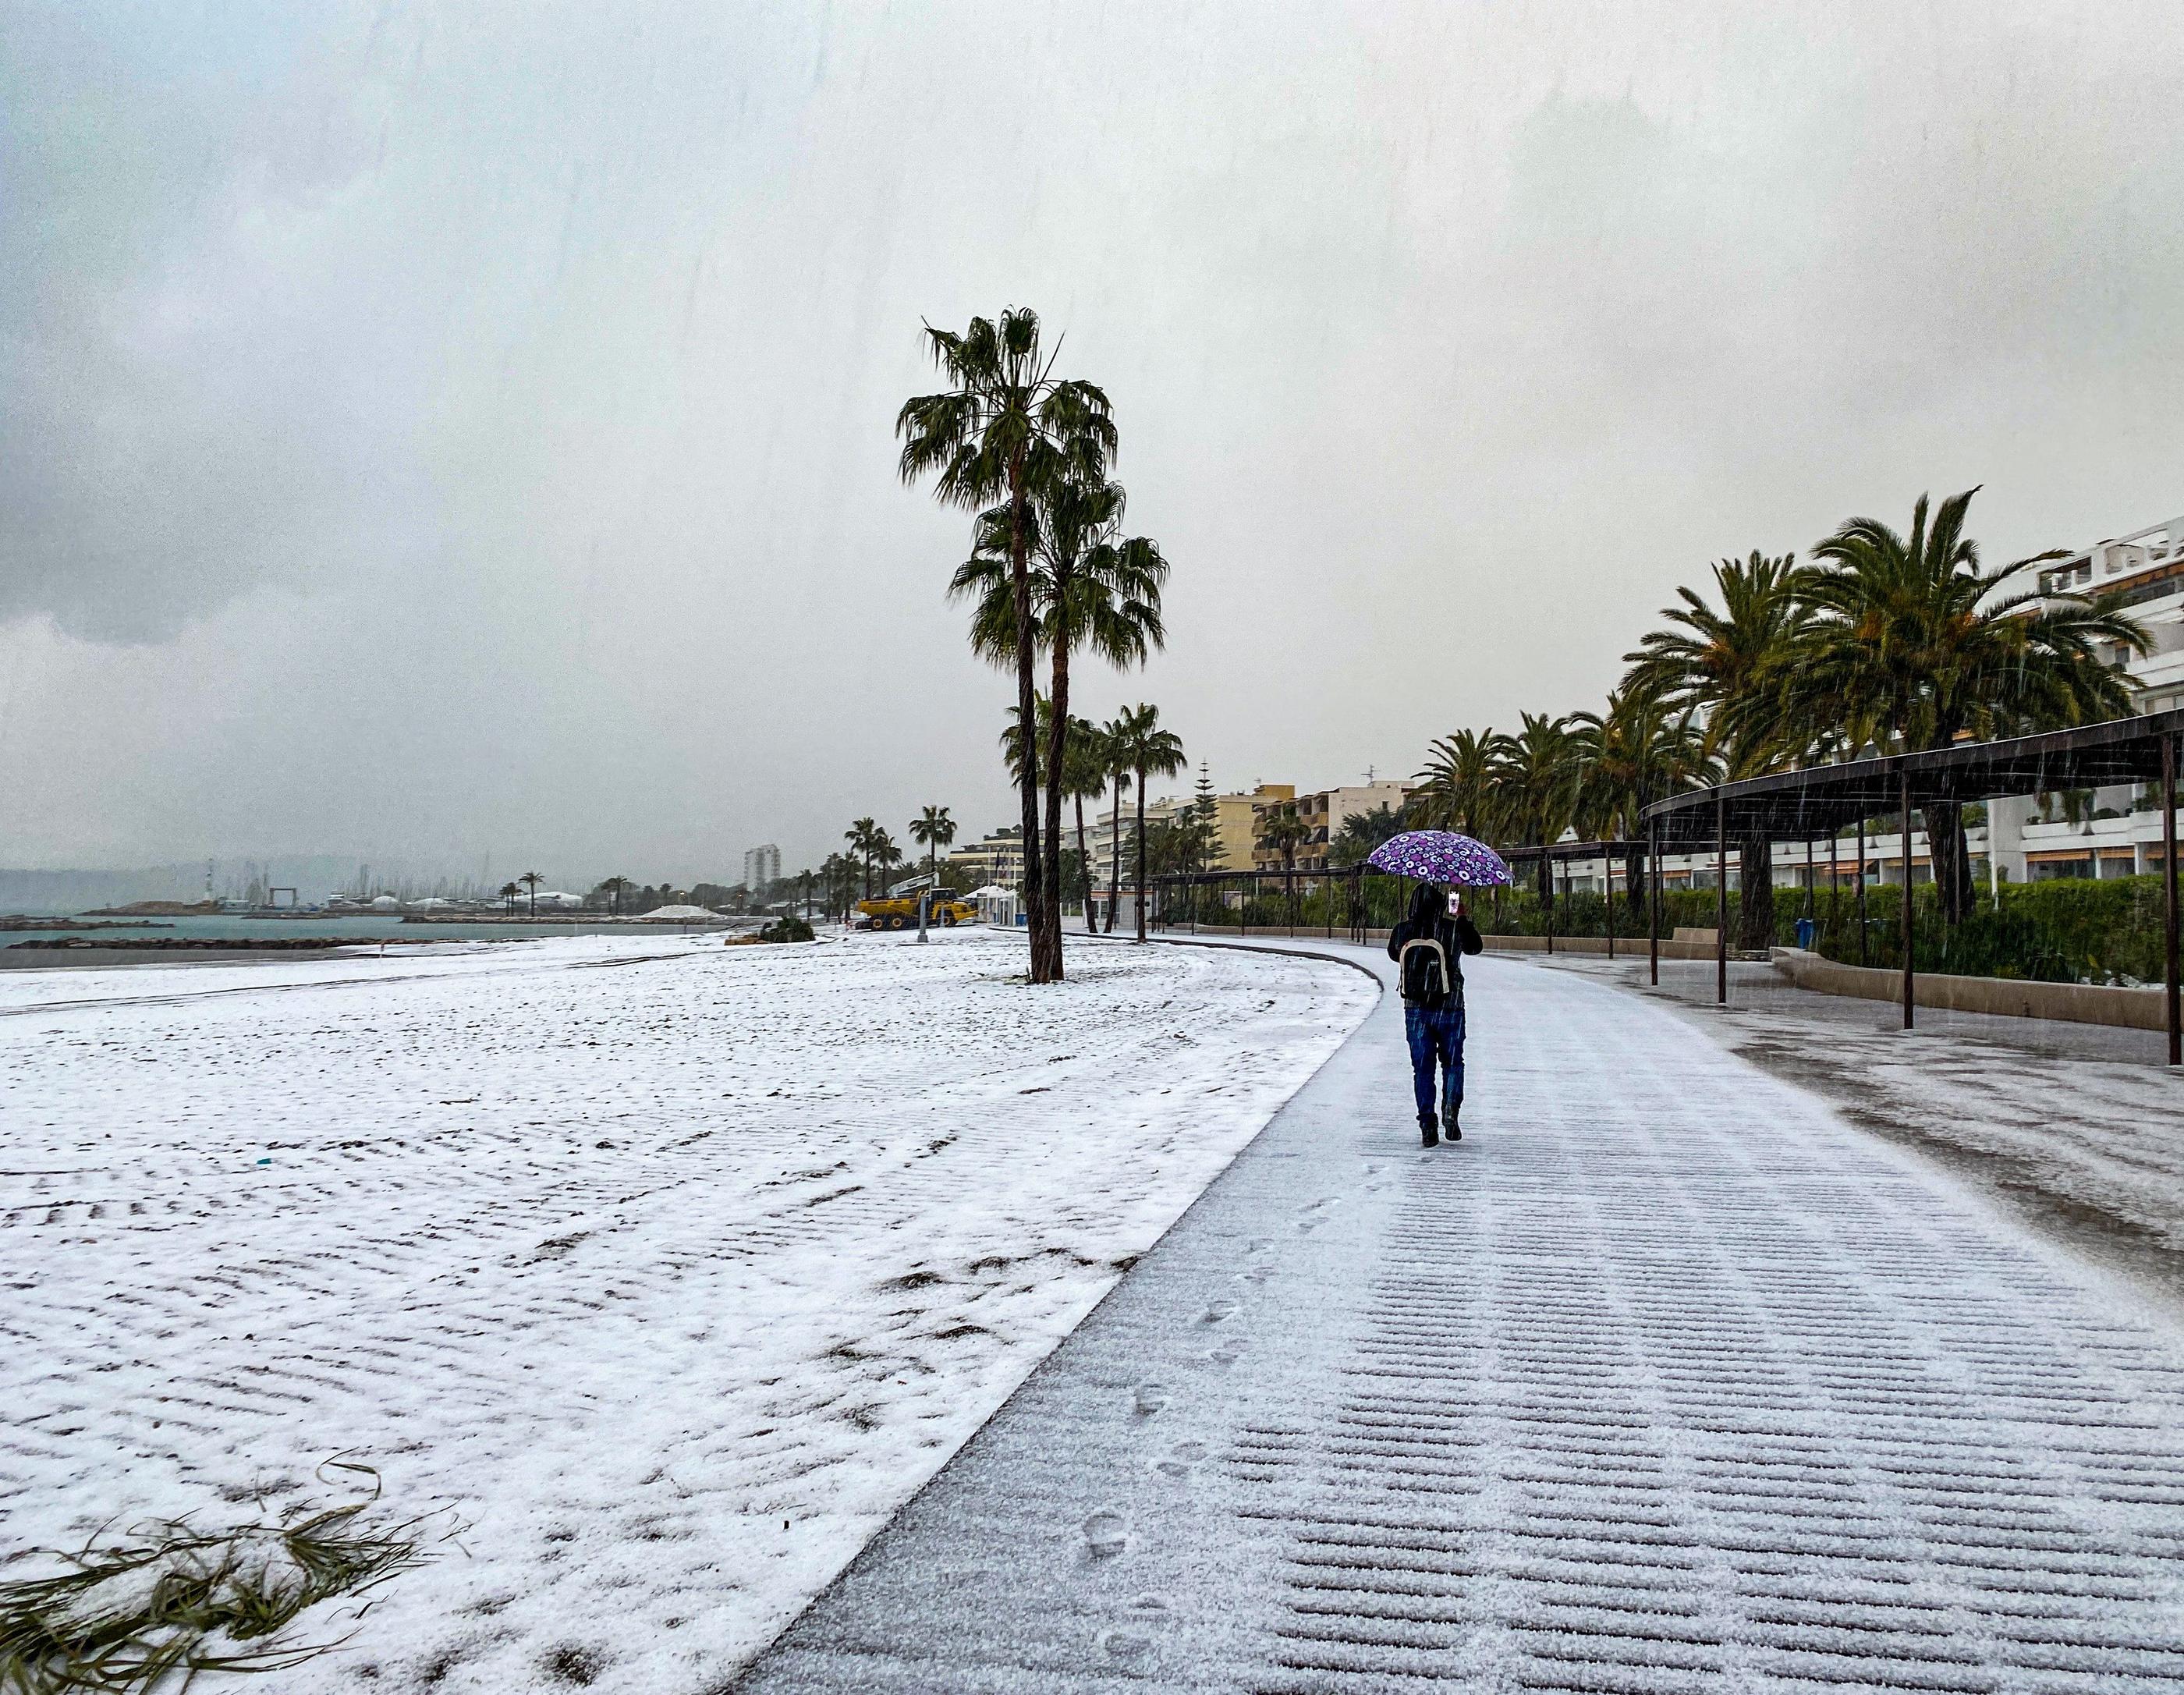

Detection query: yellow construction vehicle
(856, 877), (977, 931)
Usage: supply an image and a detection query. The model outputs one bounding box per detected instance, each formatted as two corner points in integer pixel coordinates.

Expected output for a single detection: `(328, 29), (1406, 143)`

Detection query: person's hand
(1451, 892), (1466, 918)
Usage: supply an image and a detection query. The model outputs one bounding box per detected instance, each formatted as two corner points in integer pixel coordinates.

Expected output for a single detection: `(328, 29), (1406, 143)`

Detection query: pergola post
(1900, 768), (1916, 1031)
(1647, 822), (1661, 988)
(1715, 790), (1728, 1005)
(1544, 853), (1555, 956)
(2164, 733), (2179, 1067)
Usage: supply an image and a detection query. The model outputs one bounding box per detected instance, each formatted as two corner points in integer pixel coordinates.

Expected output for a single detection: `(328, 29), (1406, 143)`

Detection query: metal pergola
(1148, 866), (1374, 945)
(1148, 842), (1649, 953)
(1498, 840), (1646, 957)
(1639, 707), (2184, 1062)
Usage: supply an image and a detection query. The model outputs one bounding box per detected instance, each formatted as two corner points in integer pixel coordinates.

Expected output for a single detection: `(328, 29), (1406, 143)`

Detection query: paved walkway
(736, 943), (2184, 1693)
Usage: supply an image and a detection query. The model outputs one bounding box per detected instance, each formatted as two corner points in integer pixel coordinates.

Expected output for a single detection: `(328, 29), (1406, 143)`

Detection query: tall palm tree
(953, 473), (1168, 968)
(845, 818), (879, 899)
(909, 805), (957, 883)
(898, 309), (1116, 985)
(1788, 488), (2147, 921)
(600, 875), (632, 917)
(1411, 729), (1498, 838)
(1109, 703), (1187, 941)
(519, 870), (543, 918)
(1487, 714), (1581, 901)
(1624, 551), (1808, 945)
(1568, 689), (1714, 899)
(1256, 800), (1310, 912)
(498, 880), (521, 917)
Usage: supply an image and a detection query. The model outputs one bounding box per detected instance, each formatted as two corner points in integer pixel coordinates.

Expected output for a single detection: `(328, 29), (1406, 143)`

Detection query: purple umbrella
(1366, 830), (1512, 887)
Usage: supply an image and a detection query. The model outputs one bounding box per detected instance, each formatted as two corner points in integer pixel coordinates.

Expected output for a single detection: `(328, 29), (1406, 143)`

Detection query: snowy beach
(0, 929), (1374, 1691)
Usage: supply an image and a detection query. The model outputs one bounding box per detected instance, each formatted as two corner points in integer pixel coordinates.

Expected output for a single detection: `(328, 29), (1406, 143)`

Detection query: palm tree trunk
(1076, 795), (1093, 932)
(1738, 832), (1775, 949)
(1042, 576), (1072, 979)
(1134, 763), (1149, 941)
(1922, 803), (1975, 925)
(1005, 456), (1053, 982)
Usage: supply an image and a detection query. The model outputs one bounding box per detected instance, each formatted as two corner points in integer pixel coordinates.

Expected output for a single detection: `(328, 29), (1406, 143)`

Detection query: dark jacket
(1387, 908), (1484, 1005)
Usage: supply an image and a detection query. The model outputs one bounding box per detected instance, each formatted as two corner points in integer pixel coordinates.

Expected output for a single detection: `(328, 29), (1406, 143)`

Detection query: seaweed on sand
(0, 1458), (452, 1693)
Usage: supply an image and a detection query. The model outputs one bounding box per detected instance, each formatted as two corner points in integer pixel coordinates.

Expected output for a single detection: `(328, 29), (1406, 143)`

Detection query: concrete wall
(1769, 947), (2168, 1031)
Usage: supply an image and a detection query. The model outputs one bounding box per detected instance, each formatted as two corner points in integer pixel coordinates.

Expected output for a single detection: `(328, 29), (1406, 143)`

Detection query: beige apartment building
(1254, 780), (1413, 873)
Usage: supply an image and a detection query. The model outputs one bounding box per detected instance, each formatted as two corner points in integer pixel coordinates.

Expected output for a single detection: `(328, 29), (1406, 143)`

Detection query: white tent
(640, 903), (721, 922)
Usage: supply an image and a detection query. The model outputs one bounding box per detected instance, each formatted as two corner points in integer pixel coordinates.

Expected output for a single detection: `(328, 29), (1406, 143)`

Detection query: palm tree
(845, 818), (879, 899)
(1624, 551), (1809, 945)
(1097, 712), (1133, 932)
(898, 309), (1115, 985)
(1062, 717), (1110, 930)
(600, 875), (632, 917)
(818, 852), (858, 922)
(519, 871), (543, 918)
(1109, 703), (1186, 941)
(870, 828), (905, 890)
(498, 880), (521, 917)
(1569, 688), (1714, 900)
(953, 473), (1168, 968)
(1487, 714), (1582, 902)
(1410, 729), (1498, 838)
(909, 805), (957, 883)
(1787, 488), (2147, 922)
(1256, 800), (1310, 913)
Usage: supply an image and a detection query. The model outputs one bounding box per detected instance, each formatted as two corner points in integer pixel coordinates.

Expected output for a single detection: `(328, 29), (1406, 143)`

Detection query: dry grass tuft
(1, 1458), (452, 1693)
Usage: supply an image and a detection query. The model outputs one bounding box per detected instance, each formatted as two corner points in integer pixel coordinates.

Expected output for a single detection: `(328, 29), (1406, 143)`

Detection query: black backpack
(1399, 933), (1455, 1006)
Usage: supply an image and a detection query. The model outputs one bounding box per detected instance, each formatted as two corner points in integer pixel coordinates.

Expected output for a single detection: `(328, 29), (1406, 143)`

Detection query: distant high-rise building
(743, 843), (781, 892)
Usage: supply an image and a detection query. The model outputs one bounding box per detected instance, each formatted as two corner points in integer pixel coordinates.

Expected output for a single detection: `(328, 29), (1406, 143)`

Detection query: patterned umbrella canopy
(1365, 830), (1512, 887)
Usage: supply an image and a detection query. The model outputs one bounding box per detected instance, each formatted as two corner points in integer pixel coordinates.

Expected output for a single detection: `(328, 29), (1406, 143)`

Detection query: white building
(1989, 513), (2184, 883)
(1605, 511), (2184, 898)
(743, 843), (781, 892)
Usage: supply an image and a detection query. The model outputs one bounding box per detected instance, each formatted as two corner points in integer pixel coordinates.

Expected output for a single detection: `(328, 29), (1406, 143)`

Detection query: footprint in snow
(1133, 1383), (1168, 1415)
(1100, 1629), (1154, 1663)
(1156, 1441), (1207, 1478)
(1083, 1510), (1128, 1557)
(1200, 1300), (1236, 1324)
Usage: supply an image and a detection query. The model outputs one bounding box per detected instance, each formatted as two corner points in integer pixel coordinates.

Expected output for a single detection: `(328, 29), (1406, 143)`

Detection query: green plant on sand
(1, 1459), (447, 1693)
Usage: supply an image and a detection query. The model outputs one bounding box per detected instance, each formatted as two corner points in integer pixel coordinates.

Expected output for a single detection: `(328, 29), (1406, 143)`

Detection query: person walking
(1387, 881), (1483, 1147)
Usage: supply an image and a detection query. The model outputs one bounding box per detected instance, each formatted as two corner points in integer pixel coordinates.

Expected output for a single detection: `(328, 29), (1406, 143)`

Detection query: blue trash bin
(1795, 916), (1817, 950)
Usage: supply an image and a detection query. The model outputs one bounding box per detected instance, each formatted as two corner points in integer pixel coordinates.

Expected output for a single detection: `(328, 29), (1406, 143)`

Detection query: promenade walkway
(737, 942), (2184, 1693)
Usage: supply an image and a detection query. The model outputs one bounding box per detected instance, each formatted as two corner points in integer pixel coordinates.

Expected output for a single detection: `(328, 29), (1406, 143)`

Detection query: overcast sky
(3, 2), (2179, 884)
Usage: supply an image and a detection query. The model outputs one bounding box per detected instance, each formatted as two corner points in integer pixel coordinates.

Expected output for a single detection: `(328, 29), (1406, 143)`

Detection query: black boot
(1444, 1099), (1462, 1142)
(1419, 1118), (1439, 1148)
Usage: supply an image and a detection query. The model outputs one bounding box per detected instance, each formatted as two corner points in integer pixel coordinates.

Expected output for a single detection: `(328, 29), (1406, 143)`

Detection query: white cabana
(966, 885), (1022, 927)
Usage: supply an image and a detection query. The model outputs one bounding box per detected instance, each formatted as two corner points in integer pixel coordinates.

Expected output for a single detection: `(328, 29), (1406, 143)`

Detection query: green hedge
(1479, 875), (2170, 985)
(1154, 871), (2172, 986)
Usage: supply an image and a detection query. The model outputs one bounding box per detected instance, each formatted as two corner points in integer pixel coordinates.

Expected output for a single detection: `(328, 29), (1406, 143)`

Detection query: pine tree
(1190, 763), (1222, 871)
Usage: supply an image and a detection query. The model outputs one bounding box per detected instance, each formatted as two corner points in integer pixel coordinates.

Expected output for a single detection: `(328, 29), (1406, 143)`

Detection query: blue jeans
(1405, 1002), (1466, 1127)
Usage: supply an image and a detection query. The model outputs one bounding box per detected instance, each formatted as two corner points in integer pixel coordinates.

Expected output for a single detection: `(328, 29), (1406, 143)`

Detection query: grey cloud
(2, 2), (2179, 874)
